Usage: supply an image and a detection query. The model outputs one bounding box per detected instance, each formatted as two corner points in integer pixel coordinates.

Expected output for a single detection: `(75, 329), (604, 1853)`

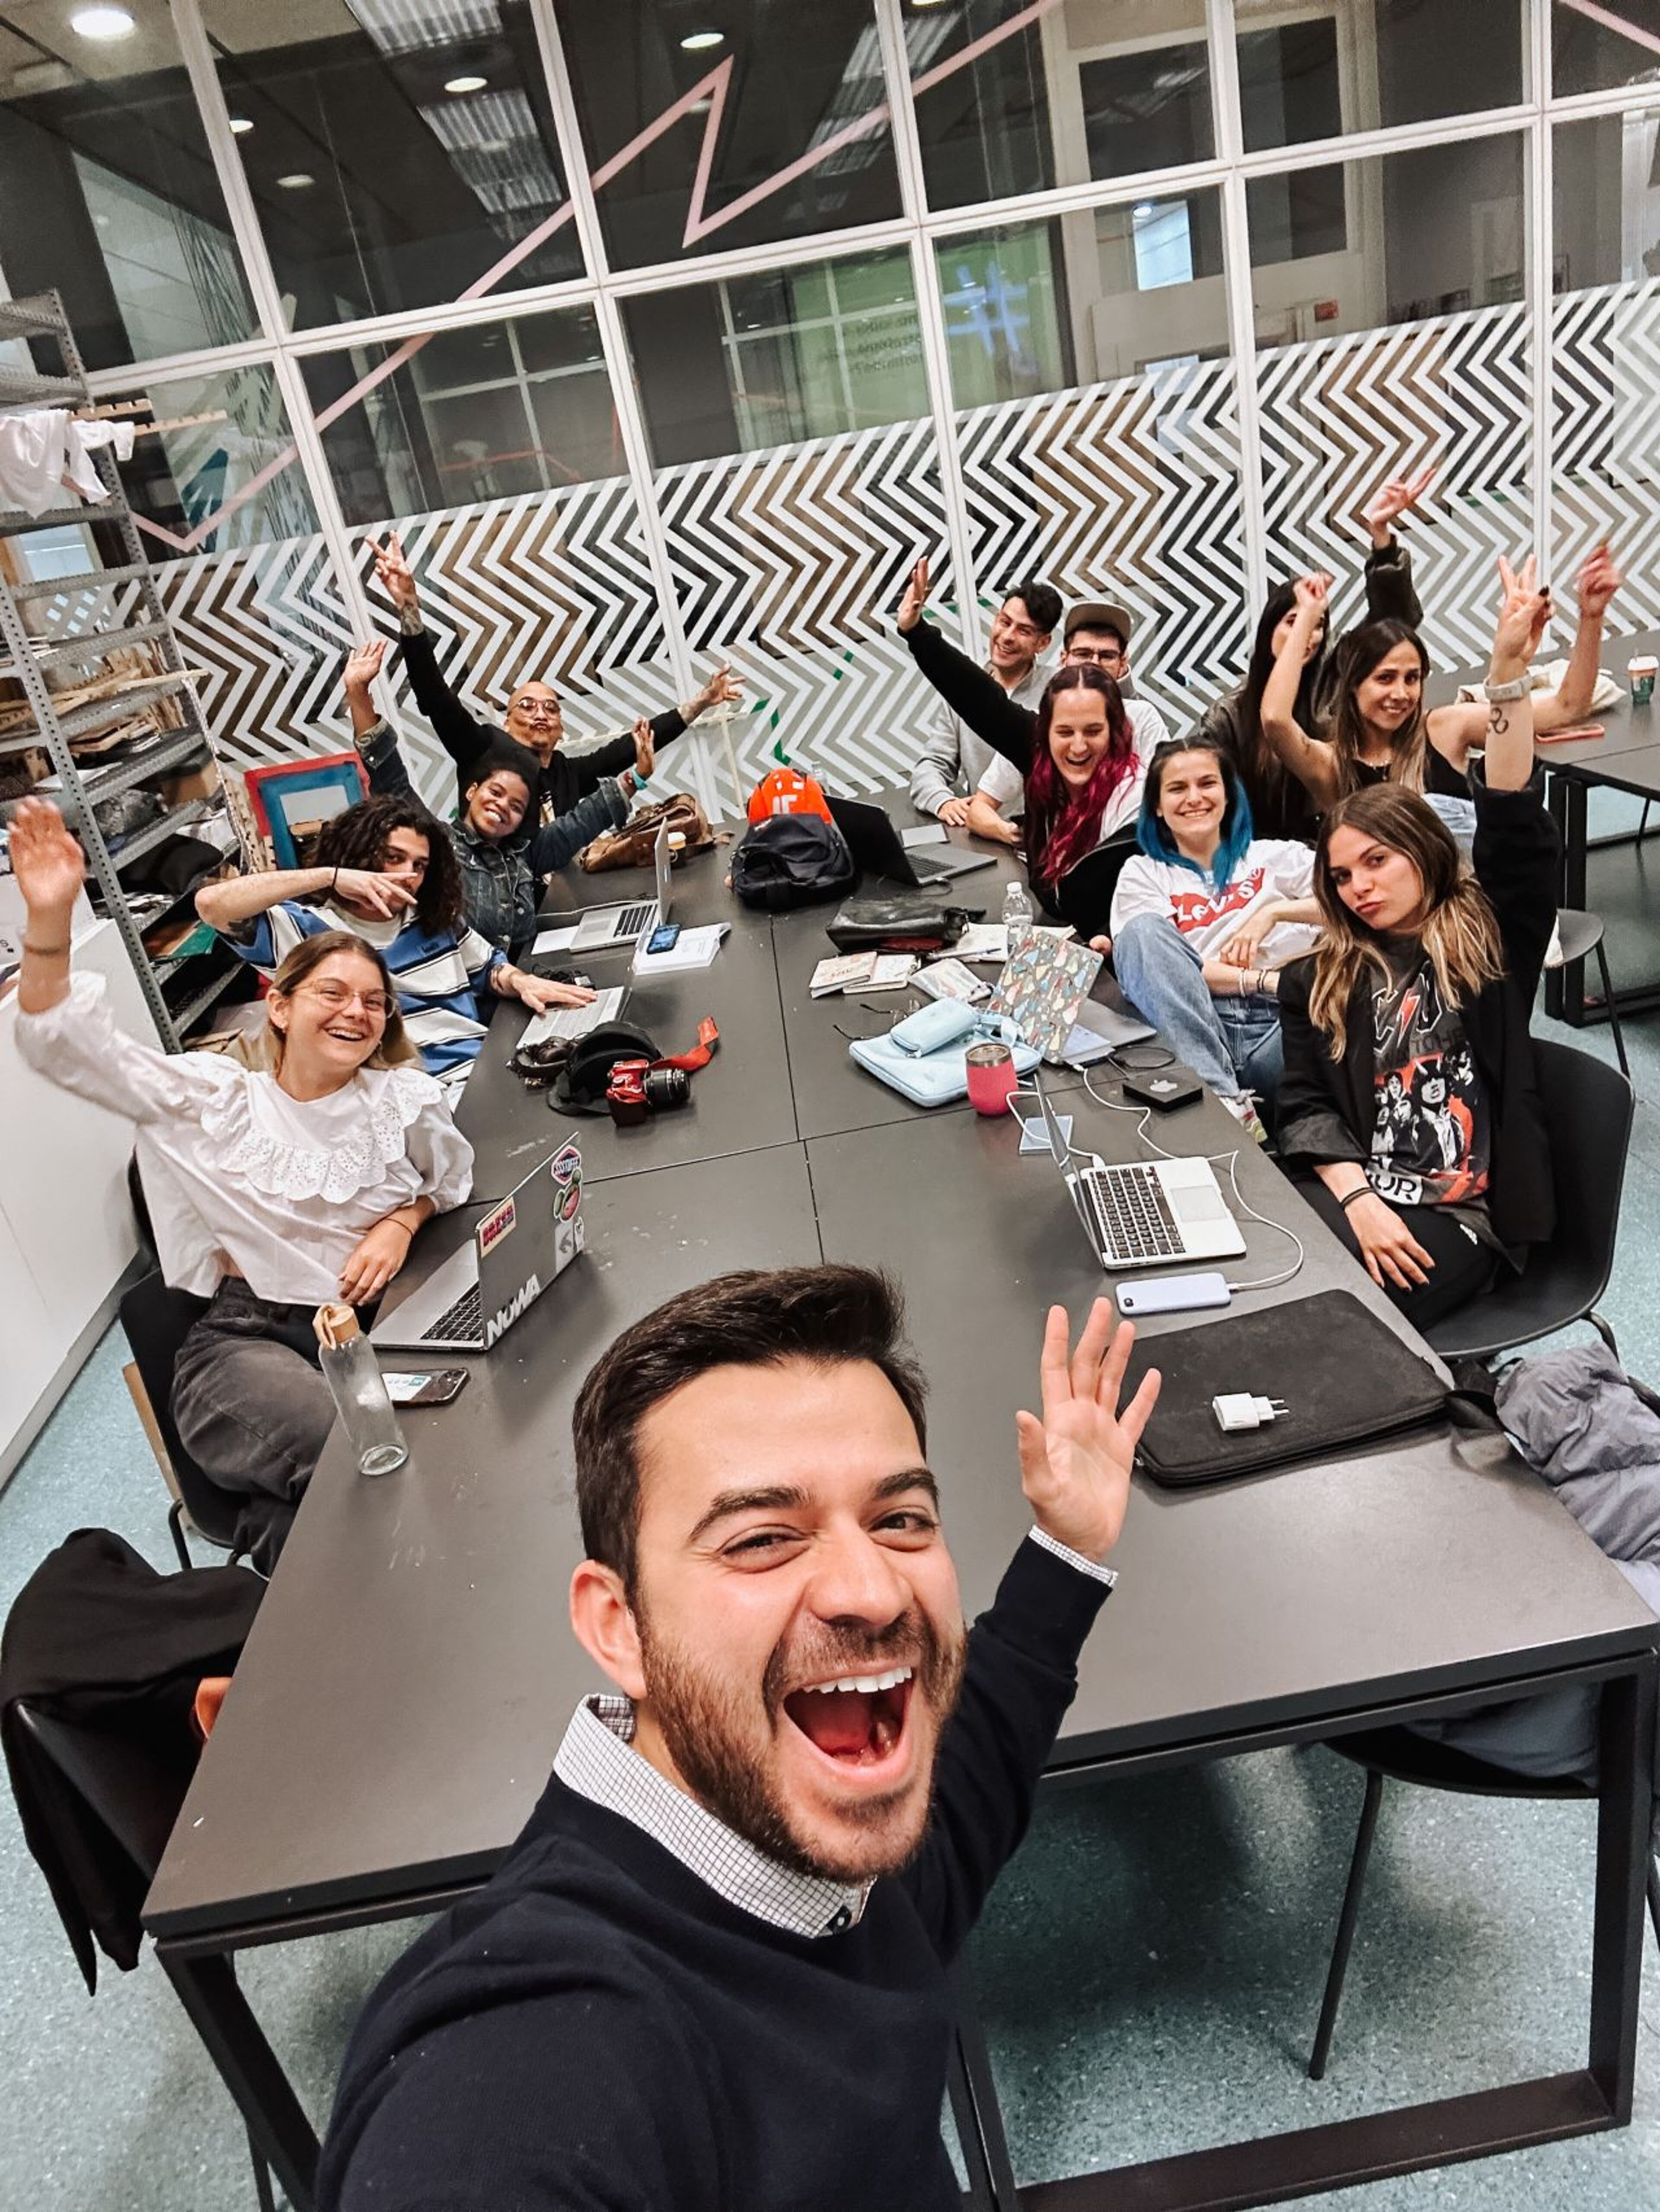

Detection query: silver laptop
(371, 1147), (584, 1352)
(1034, 1075), (1245, 1270)
(517, 984), (627, 1053)
(570, 820), (672, 954)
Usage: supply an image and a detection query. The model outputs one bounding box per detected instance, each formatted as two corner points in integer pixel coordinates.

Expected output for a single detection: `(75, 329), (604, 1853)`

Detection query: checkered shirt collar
(553, 1694), (870, 1939)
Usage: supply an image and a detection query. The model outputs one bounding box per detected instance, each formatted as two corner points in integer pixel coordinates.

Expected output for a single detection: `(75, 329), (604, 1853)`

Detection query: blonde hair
(257, 930), (416, 1074)
(1308, 786), (1504, 1058)
(1323, 620), (1430, 798)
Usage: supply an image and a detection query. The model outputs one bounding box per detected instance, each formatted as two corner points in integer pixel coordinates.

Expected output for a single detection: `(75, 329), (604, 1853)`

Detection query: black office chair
(11, 1702), (278, 2210)
(1307, 1726), (1660, 2080)
(117, 1273), (243, 1568)
(1553, 909), (1629, 1081)
(1422, 1038), (1633, 1364)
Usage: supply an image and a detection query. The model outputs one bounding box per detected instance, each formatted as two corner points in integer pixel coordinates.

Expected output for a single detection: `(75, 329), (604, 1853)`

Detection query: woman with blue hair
(1108, 736), (1321, 1142)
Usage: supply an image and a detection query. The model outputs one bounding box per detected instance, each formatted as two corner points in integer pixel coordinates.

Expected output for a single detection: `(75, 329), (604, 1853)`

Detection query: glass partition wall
(1, 0), (1653, 810)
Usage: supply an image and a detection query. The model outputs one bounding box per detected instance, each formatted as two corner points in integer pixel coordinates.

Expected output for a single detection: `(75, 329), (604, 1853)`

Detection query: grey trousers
(171, 1280), (334, 1506)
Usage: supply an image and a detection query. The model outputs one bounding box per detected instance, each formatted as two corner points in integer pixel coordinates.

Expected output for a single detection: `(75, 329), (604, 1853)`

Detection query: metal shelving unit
(0, 290), (241, 1049)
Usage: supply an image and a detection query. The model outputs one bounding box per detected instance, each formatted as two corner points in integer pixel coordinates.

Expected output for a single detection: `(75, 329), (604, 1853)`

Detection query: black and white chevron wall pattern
(358, 478), (672, 809)
(953, 360), (1248, 738)
(1257, 303), (1534, 673)
(150, 301), (1649, 817)
(1551, 280), (1660, 632)
(657, 414), (958, 812)
(151, 537), (357, 780)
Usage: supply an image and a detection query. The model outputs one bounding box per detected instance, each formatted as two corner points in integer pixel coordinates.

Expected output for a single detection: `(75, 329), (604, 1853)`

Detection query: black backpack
(729, 814), (856, 911)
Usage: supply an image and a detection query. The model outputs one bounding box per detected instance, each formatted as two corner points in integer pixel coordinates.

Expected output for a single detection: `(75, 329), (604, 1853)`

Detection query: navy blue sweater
(318, 1539), (1110, 2212)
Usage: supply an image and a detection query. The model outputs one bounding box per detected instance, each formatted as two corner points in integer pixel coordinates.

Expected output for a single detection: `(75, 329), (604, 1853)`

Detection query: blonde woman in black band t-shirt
(1275, 557), (1561, 1329)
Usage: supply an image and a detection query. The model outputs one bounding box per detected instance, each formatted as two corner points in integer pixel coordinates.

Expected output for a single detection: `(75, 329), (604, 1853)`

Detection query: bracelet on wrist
(384, 1217), (415, 1241)
(1339, 1185), (1373, 1211)
(22, 938), (70, 957)
(1482, 673), (1531, 703)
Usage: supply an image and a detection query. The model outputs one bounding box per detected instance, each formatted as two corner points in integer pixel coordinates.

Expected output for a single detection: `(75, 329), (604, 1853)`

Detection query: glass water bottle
(313, 1302), (409, 1476)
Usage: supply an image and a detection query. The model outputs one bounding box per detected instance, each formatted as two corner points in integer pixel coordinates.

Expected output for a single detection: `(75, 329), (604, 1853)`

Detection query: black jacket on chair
(0, 1528), (263, 1990)
(1276, 768), (1561, 1257)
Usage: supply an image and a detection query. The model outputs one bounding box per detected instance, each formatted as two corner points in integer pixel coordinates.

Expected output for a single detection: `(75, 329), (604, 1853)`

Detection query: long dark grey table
(143, 806), (1658, 2212)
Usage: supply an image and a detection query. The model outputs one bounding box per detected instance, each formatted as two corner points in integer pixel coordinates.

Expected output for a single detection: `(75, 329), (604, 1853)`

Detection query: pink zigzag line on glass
(1556, 0), (1660, 57)
(134, 0), (1061, 555)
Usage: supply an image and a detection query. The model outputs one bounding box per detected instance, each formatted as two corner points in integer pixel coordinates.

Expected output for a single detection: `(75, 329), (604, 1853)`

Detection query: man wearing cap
(907, 577), (1060, 824)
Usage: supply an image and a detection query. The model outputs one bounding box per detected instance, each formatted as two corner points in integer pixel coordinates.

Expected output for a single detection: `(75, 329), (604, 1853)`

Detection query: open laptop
(1033, 1074), (1245, 1270)
(371, 1147), (584, 1352)
(827, 795), (996, 887)
(570, 819), (672, 954)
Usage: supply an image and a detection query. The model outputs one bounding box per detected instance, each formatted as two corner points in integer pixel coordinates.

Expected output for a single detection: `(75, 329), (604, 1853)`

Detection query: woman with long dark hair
(1260, 545), (1617, 818)
(1194, 469), (1437, 838)
(1109, 736), (1321, 1140)
(197, 790), (594, 1083)
(13, 798), (474, 1562)
(1275, 563), (1558, 1326)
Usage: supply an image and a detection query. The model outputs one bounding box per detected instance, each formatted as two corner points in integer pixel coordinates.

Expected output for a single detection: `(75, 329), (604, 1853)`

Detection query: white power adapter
(1212, 1392), (1290, 1434)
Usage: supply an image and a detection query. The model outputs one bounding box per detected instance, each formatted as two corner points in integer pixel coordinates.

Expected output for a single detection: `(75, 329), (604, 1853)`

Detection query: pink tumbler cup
(965, 1039), (1017, 1116)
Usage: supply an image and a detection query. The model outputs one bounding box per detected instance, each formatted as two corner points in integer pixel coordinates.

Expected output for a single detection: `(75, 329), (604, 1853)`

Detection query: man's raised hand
(897, 555), (931, 635)
(1015, 1300), (1160, 1563)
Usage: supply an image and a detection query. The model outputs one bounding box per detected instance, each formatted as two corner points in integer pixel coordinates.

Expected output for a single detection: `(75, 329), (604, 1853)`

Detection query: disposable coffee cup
(1628, 656), (1657, 707)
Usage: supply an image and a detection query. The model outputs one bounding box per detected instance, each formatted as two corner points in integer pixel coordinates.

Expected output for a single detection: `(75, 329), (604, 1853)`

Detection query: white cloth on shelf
(0, 408), (135, 514)
(15, 972), (475, 1302)
(0, 409), (67, 516)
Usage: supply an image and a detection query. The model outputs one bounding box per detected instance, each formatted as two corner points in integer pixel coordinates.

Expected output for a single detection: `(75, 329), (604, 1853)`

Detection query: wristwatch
(1482, 673), (1531, 702)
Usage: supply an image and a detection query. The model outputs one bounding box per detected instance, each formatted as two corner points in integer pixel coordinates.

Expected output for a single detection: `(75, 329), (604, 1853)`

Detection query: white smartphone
(1115, 1272), (1232, 1318)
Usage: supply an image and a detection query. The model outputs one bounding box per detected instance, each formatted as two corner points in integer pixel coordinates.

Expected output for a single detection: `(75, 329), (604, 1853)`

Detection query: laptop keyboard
(1079, 1163), (1184, 1264)
(422, 1283), (483, 1345)
(579, 900), (654, 945)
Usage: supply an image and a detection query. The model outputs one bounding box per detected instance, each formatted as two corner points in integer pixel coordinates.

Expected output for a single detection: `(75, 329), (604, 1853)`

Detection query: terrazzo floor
(4, 868), (1660, 2211)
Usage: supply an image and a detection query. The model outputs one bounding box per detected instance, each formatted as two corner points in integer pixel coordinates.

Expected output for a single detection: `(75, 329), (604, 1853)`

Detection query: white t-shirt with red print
(1109, 840), (1318, 963)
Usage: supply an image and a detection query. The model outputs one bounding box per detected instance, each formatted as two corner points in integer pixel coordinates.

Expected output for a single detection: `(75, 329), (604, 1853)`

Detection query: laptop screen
(1035, 1076), (1072, 1170)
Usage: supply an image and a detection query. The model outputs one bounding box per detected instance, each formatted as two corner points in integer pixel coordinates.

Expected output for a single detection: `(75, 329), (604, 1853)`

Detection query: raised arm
(196, 861), (413, 932)
(1534, 542), (1619, 736)
(1474, 554), (1544, 793)
(522, 775), (630, 877)
(11, 800), (232, 1123)
(1259, 574), (1341, 810)
(370, 531), (492, 774)
(897, 555), (1038, 775)
(1361, 465), (1433, 628)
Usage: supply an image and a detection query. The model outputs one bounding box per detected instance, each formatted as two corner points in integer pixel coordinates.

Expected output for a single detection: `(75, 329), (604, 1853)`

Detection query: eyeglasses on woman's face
(297, 981), (394, 1019)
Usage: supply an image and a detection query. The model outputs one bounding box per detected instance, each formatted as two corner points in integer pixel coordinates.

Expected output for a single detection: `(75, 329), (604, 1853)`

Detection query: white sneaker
(1220, 1093), (1268, 1145)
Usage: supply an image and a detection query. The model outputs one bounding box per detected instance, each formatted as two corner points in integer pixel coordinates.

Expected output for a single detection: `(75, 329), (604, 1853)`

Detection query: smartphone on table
(383, 1369), (469, 1407)
(645, 922), (681, 954)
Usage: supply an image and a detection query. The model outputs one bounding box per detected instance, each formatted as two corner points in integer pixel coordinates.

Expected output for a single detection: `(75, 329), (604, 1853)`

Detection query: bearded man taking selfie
(319, 1265), (1159, 2212)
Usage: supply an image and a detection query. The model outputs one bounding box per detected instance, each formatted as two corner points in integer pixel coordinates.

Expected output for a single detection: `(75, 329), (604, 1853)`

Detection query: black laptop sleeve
(1121, 1288), (1450, 1487)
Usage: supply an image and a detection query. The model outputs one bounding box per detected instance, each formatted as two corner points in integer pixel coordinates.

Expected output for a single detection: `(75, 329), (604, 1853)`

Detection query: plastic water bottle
(314, 1302), (408, 1476)
(1002, 879), (1034, 929)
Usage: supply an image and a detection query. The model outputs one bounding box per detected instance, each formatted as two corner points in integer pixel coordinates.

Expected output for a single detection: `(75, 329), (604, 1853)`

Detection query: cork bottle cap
(314, 1301), (360, 1349)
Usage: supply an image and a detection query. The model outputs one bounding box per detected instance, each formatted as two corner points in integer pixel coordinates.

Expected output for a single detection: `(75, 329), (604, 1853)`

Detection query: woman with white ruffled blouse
(11, 799), (473, 1553)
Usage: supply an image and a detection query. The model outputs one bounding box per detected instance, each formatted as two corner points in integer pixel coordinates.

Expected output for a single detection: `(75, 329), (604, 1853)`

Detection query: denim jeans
(1113, 913), (1284, 1102)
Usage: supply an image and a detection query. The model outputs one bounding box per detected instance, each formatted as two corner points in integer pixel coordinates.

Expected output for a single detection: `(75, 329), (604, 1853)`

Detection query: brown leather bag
(577, 790), (716, 872)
